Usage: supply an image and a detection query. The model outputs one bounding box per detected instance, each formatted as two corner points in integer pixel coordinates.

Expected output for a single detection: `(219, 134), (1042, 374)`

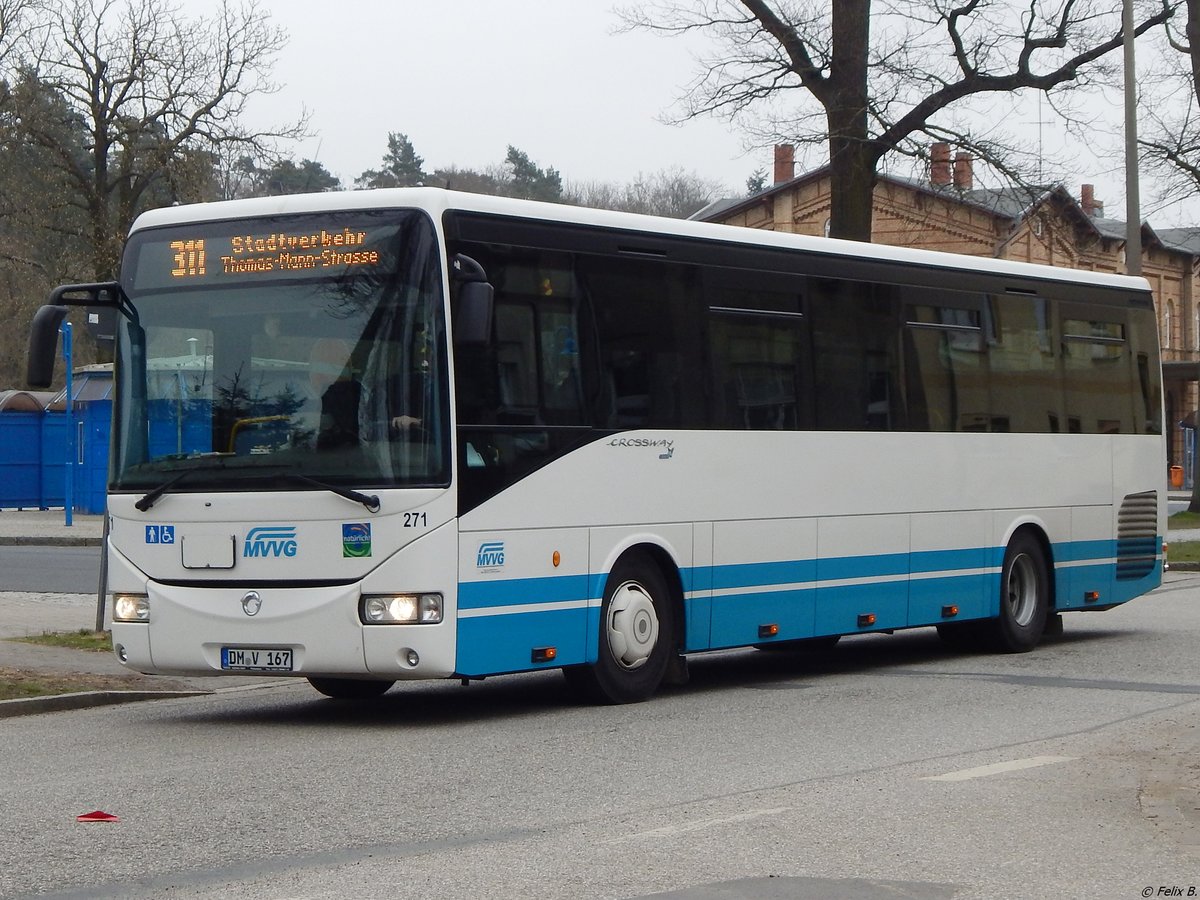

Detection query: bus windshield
(111, 209), (449, 493)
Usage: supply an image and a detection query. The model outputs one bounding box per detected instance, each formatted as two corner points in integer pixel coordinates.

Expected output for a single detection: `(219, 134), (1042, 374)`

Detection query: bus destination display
(174, 228), (381, 278)
(133, 220), (393, 290)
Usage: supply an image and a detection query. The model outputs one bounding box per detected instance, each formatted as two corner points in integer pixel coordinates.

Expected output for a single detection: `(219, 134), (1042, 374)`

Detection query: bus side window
(708, 315), (803, 430)
(903, 303), (987, 432)
(581, 256), (702, 430)
(989, 295), (1060, 433)
(1061, 313), (1134, 434)
(494, 303), (539, 422)
(810, 279), (900, 430)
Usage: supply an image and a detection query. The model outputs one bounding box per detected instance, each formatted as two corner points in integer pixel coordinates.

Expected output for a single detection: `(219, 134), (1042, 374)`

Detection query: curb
(0, 688), (211, 718)
(0, 536), (103, 547)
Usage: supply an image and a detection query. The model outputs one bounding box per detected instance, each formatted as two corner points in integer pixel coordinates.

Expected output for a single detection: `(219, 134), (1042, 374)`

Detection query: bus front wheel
(985, 532), (1050, 653)
(564, 553), (675, 704)
(307, 677), (395, 699)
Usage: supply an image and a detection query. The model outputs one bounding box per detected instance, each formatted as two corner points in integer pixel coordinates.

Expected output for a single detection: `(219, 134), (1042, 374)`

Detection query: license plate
(221, 647), (293, 671)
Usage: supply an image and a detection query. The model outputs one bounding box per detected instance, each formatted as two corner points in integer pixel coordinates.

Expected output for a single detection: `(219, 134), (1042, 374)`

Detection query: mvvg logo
(476, 541), (505, 568)
(244, 526), (298, 558)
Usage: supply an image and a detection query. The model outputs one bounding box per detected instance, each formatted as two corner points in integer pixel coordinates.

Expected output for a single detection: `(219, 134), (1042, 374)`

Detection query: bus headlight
(113, 593), (150, 622)
(361, 593), (442, 625)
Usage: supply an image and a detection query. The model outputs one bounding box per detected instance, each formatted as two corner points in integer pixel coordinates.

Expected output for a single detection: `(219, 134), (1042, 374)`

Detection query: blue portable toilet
(45, 365), (113, 515)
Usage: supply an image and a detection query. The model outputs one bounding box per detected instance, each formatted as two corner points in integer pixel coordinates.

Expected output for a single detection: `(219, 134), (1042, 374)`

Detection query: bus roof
(131, 187), (1151, 294)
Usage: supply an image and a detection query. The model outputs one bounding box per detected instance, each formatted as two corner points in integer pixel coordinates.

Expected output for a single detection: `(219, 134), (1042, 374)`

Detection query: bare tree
(12, 0), (307, 279)
(566, 167), (726, 218)
(1140, 1), (1200, 205)
(0, 0), (36, 68)
(622, 0), (1175, 241)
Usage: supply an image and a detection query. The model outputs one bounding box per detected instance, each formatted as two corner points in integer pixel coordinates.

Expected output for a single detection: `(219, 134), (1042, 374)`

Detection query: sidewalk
(0, 508), (287, 716)
(0, 508), (104, 546)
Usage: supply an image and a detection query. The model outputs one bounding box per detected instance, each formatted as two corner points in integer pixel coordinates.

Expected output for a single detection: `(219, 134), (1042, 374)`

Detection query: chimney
(953, 151), (973, 191)
(1080, 183), (1104, 218)
(931, 142), (951, 186)
(773, 144), (795, 185)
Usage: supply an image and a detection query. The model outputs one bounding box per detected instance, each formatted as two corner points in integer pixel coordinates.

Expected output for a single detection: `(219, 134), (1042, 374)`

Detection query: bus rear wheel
(307, 677), (395, 699)
(983, 532), (1050, 653)
(563, 553), (675, 704)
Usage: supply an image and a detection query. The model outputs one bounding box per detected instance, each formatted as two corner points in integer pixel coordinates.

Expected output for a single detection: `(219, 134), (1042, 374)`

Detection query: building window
(1164, 301), (1175, 349)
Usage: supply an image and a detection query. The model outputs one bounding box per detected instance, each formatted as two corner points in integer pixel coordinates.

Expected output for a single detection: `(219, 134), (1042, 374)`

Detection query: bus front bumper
(110, 582), (456, 680)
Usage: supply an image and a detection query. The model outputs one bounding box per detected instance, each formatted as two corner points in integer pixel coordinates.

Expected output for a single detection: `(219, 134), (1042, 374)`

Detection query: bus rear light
(361, 593), (443, 625)
(857, 613), (876, 628)
(758, 623), (779, 638)
(113, 593), (150, 622)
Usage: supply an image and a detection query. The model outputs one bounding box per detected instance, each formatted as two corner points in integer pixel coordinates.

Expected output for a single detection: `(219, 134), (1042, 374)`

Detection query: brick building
(695, 143), (1200, 476)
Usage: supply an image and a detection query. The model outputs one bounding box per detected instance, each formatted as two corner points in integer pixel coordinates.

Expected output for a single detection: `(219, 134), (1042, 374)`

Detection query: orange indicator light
(1084, 591), (1100, 603)
(857, 613), (876, 628)
(758, 623), (779, 638)
(941, 605), (959, 618)
(532, 647), (557, 663)
(552, 551), (561, 568)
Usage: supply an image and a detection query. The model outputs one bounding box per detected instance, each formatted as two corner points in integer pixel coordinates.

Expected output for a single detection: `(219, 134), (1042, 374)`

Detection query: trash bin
(1170, 465), (1184, 489)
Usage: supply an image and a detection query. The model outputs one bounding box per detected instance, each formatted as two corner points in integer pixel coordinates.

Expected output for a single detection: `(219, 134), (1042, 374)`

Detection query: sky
(239, 0), (761, 194)
(227, 0), (1190, 227)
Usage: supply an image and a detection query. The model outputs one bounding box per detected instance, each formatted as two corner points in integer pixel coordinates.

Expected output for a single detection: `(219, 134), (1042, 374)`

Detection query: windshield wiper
(284, 474), (380, 513)
(134, 458), (287, 512)
(134, 462), (379, 513)
(135, 468), (199, 512)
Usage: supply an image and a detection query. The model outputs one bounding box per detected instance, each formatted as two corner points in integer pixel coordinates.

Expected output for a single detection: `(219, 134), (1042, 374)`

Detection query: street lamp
(1123, 0), (1142, 277)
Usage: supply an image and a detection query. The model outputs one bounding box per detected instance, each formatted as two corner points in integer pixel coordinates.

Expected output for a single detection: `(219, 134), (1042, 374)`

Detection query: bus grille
(1116, 491), (1158, 581)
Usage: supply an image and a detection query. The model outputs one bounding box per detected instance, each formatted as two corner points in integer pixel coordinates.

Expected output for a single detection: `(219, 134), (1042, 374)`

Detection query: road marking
(922, 755), (1077, 782)
(606, 807), (792, 843)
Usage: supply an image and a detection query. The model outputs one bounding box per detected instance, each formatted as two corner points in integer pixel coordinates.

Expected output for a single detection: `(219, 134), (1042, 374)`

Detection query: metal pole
(62, 321), (73, 527)
(95, 509), (109, 633)
(1123, 0), (1142, 276)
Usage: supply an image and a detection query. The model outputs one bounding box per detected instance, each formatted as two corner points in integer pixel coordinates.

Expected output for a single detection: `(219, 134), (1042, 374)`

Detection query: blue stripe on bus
(1053, 540), (1116, 563)
(711, 559), (818, 590)
(458, 574), (591, 610)
(457, 605), (591, 676)
(910, 547), (989, 574)
(455, 537), (1158, 669)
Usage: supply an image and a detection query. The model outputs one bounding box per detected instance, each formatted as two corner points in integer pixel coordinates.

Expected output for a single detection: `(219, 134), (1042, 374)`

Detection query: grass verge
(0, 666), (149, 701)
(13, 629), (112, 652)
(1, 631), (195, 701)
(1170, 510), (1200, 529)
(1168, 540), (1200, 565)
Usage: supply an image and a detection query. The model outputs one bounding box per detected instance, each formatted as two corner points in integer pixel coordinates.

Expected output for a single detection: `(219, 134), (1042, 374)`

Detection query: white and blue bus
(28, 188), (1165, 703)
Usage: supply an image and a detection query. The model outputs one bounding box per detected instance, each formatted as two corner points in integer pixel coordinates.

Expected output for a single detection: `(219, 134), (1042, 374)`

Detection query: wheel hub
(607, 581), (660, 670)
(1005, 552), (1038, 627)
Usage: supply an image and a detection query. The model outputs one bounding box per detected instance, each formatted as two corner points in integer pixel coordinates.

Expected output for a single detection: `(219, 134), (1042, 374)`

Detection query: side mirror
(450, 254), (493, 346)
(454, 281), (494, 346)
(26, 305), (70, 388)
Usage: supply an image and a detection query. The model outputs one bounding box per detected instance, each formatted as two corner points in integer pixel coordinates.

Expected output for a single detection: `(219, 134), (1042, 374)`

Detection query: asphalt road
(3, 575), (1200, 899)
(0, 545), (102, 594)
